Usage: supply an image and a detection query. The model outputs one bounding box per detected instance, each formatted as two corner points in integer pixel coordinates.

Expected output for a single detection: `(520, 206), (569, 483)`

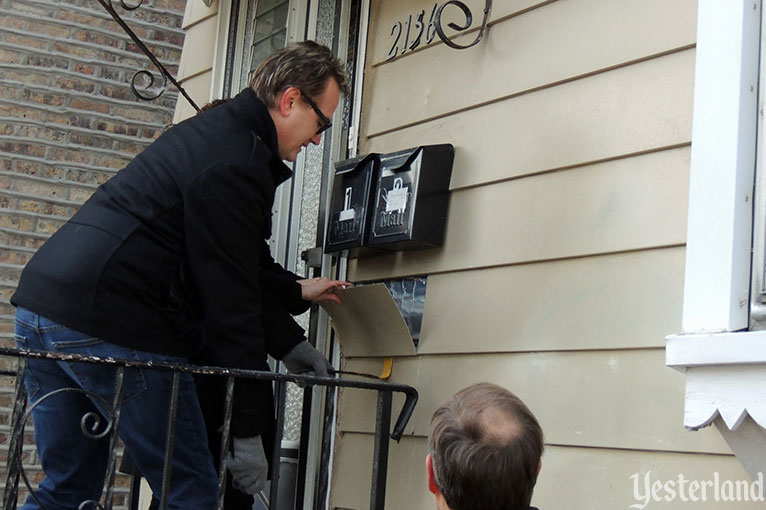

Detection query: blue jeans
(14, 307), (219, 510)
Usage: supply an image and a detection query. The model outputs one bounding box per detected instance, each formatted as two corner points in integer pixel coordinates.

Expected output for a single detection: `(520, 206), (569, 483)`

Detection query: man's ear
(426, 454), (440, 495)
(276, 86), (300, 117)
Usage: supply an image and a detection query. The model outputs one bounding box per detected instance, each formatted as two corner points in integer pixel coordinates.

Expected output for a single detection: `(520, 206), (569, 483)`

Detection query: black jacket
(12, 88), (307, 436)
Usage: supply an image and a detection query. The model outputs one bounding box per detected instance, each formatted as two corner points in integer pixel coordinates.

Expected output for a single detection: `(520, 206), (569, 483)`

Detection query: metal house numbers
(386, 0), (493, 60)
(386, 4), (438, 60)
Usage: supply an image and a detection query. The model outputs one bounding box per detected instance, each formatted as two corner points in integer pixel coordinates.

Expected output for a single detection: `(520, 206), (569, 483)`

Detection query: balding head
(427, 383), (543, 510)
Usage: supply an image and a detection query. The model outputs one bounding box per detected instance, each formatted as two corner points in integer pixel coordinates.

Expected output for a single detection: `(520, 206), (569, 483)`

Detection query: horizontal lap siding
(332, 436), (756, 510)
(536, 445), (760, 509)
(330, 434), (431, 510)
(172, 0), (217, 122)
(360, 49), (694, 190)
(349, 146), (690, 279)
(332, 0), (707, 508)
(363, 0), (696, 146)
(336, 350), (729, 455)
(418, 247), (685, 353)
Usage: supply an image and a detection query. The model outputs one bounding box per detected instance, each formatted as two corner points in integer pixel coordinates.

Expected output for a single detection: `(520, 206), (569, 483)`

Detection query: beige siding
(177, 17), (217, 82)
(330, 434), (431, 510)
(336, 350), (729, 455)
(536, 446), (761, 510)
(332, 436), (756, 510)
(172, 0), (219, 123)
(418, 247), (685, 353)
(173, 70), (215, 123)
(360, 48), (695, 191)
(331, 0), (714, 508)
(349, 146), (690, 279)
(182, 0), (219, 28)
(363, 0), (696, 140)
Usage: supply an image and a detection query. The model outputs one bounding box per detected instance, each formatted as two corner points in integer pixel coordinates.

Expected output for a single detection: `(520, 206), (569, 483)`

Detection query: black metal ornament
(434, 0), (493, 50)
(95, 0), (200, 111)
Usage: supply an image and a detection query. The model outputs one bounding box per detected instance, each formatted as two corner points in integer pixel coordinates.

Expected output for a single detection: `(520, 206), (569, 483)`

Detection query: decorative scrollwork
(95, 0), (199, 111)
(118, 0), (144, 10)
(81, 410), (112, 440)
(13, 387), (115, 510)
(434, 0), (492, 50)
(131, 68), (169, 102)
(79, 500), (106, 510)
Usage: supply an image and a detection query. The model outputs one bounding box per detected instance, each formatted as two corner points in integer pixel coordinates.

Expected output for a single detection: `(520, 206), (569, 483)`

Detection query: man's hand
(227, 436), (268, 495)
(282, 341), (332, 377)
(297, 277), (351, 305)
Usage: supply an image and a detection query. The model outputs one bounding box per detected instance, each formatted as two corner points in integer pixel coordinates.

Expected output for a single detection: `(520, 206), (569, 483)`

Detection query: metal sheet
(322, 284), (416, 357)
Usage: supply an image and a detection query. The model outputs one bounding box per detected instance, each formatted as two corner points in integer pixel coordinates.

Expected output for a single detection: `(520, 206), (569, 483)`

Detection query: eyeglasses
(298, 88), (332, 135)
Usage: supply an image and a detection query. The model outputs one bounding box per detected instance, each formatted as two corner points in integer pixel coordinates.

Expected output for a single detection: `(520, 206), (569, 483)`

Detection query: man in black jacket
(11, 41), (348, 510)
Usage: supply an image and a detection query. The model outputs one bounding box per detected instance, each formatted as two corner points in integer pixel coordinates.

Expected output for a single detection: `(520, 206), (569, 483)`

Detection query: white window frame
(666, 0), (762, 381)
(665, 0), (766, 480)
(676, 0), (760, 334)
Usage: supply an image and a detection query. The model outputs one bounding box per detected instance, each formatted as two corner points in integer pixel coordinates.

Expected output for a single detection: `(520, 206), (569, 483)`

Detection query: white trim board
(681, 0), (760, 333)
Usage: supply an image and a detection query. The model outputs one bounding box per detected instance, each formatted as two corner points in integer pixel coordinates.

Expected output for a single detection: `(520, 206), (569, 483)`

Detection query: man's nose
(309, 132), (323, 145)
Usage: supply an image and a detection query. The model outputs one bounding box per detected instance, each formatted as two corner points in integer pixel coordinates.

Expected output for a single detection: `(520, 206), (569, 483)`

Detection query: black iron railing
(95, 0), (200, 112)
(0, 347), (418, 510)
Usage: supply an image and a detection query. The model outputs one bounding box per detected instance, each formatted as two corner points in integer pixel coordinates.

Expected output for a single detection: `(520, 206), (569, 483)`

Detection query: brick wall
(0, 0), (187, 505)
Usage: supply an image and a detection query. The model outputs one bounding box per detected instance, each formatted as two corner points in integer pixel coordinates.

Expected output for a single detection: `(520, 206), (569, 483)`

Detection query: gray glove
(227, 436), (268, 495)
(282, 341), (332, 377)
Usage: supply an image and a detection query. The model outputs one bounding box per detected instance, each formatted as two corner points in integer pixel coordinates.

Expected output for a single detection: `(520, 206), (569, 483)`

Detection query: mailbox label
(375, 173), (412, 236)
(325, 154), (379, 253)
(385, 178), (409, 212)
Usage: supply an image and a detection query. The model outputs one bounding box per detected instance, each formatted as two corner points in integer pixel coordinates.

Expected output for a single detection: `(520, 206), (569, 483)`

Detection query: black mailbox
(369, 144), (454, 251)
(324, 153), (379, 256)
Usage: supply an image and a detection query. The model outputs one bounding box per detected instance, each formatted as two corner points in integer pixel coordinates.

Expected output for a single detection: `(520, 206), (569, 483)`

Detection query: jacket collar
(229, 88), (293, 185)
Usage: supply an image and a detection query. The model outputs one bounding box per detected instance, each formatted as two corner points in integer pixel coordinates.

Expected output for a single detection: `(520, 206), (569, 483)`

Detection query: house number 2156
(386, 4), (439, 60)
(386, 0), (493, 59)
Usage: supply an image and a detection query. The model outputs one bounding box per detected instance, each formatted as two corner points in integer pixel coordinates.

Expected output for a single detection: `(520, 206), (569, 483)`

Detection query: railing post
(295, 388), (312, 510)
(370, 390), (392, 510)
(315, 385), (336, 510)
(217, 376), (235, 510)
(159, 371), (181, 510)
(3, 362), (27, 510)
(103, 367), (125, 510)
(268, 381), (288, 509)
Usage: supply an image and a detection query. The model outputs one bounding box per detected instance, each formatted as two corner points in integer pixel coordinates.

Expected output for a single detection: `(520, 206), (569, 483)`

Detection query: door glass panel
(256, 0), (284, 14)
(249, 1), (289, 76)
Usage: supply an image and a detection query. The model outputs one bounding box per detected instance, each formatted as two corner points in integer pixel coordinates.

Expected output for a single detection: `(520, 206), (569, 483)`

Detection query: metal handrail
(0, 347), (418, 510)
(93, 0), (199, 111)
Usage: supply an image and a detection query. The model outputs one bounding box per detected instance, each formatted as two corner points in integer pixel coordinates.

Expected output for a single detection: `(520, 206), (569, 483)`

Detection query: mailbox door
(369, 148), (420, 245)
(369, 144), (453, 250)
(325, 154), (378, 253)
(374, 168), (416, 238)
